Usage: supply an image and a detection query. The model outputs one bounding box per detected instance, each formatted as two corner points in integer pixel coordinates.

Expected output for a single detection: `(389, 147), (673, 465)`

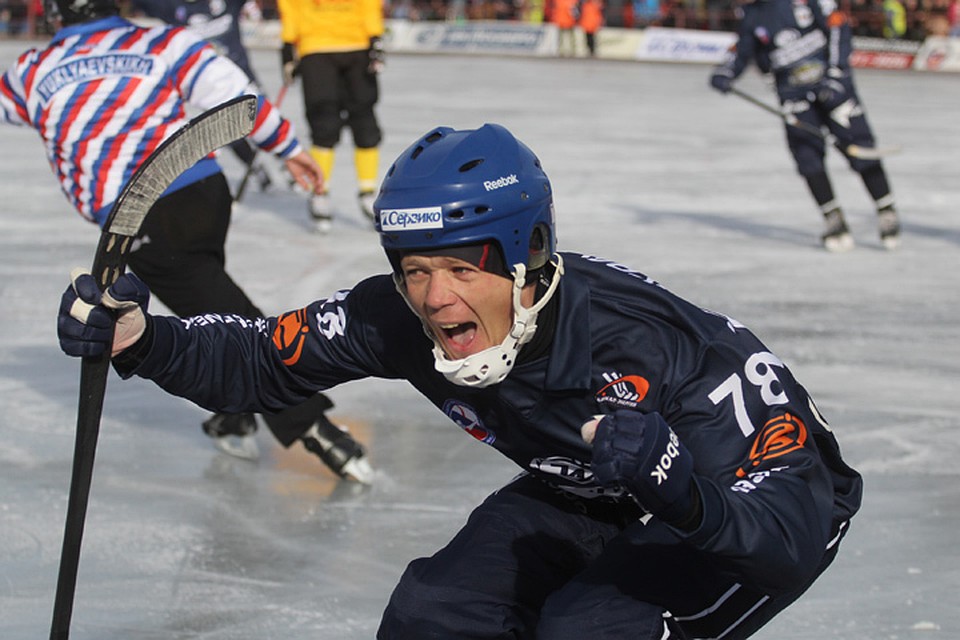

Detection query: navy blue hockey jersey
(133, 0), (258, 81)
(125, 252), (862, 591)
(717, 0), (852, 91)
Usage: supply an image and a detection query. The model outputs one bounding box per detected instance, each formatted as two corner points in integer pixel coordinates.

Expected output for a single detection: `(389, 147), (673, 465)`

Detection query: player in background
(277, 0), (385, 232)
(129, 0), (273, 197)
(709, 0), (900, 252)
(59, 123), (862, 638)
(1, 0), (373, 483)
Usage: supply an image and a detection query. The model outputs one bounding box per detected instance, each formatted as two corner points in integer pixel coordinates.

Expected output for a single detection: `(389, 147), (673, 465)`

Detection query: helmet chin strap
(425, 255), (564, 388)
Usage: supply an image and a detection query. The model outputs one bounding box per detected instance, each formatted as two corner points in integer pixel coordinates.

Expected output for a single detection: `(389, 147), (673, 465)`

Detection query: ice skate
(300, 417), (374, 484)
(308, 192), (333, 233)
(358, 190), (377, 225)
(877, 206), (901, 250)
(202, 412), (260, 460)
(821, 208), (854, 252)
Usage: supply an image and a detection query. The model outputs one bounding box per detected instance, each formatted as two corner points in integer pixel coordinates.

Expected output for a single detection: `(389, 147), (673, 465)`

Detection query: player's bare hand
(580, 414), (605, 444)
(285, 150), (325, 195)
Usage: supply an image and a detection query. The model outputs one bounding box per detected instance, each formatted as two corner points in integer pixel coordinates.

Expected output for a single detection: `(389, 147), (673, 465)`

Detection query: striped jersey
(0, 15), (302, 226)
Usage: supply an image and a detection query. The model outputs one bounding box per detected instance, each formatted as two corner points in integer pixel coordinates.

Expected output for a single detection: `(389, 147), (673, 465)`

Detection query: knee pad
(348, 109), (382, 148)
(850, 155), (881, 174)
(306, 104), (343, 148)
(378, 557), (527, 639)
(378, 560), (448, 638)
(792, 141), (826, 177)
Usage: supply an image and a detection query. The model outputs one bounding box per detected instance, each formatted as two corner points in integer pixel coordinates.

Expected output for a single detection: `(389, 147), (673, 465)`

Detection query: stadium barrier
(12, 16), (949, 73)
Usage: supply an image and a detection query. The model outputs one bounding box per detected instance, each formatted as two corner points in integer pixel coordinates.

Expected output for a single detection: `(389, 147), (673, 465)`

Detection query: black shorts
(298, 50), (381, 148)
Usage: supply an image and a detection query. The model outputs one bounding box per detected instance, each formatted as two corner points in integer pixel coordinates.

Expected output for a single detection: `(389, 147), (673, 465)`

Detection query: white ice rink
(1, 39), (959, 639)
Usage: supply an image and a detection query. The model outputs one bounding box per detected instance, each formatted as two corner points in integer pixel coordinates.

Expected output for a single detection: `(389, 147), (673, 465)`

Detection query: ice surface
(1, 41), (958, 638)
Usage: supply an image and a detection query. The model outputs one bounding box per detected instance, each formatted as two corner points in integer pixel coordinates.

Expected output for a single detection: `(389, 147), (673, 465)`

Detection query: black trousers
(298, 50), (382, 149)
(780, 78), (881, 177)
(127, 173), (260, 318)
(127, 173), (329, 445)
(378, 474), (842, 640)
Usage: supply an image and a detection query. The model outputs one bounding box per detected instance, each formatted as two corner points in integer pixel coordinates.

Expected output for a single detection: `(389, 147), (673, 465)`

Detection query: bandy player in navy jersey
(710, 0), (900, 252)
(58, 124), (863, 639)
(2, 0), (373, 482)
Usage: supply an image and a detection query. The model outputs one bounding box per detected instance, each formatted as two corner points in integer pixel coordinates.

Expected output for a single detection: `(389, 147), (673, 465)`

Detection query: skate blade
(881, 235), (901, 250)
(823, 233), (855, 253)
(212, 433), (260, 460)
(341, 456), (375, 485)
(313, 217), (333, 234)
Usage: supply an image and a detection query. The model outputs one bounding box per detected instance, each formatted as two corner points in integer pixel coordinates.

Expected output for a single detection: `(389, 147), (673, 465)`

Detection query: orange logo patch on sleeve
(736, 413), (808, 478)
(827, 11), (848, 28)
(272, 308), (310, 366)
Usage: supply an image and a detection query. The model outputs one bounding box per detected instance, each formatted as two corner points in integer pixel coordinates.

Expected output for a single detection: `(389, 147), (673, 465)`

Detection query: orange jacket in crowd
(550, 0), (579, 29)
(580, 0), (604, 33)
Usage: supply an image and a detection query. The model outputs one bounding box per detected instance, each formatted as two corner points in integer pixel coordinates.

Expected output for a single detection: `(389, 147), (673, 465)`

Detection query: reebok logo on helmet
(483, 174), (519, 191)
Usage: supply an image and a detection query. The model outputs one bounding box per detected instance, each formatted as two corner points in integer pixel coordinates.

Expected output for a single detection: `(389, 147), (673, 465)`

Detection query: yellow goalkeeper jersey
(278, 0), (384, 55)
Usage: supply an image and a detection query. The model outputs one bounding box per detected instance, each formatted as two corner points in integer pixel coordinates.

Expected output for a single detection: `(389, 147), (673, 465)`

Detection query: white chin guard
(431, 255), (563, 388)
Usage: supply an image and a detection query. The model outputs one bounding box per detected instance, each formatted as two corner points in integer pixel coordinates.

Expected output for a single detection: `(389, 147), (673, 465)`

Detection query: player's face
(399, 254), (519, 360)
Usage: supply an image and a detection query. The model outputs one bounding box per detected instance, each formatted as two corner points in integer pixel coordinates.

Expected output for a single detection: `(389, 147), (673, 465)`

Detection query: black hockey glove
(58, 269), (150, 358)
(367, 36), (385, 74)
(816, 67), (848, 108)
(709, 69), (733, 94)
(586, 410), (700, 528)
(281, 42), (300, 85)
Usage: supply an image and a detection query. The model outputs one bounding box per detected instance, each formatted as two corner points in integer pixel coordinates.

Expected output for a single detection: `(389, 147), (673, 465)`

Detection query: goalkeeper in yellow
(279, 0), (385, 232)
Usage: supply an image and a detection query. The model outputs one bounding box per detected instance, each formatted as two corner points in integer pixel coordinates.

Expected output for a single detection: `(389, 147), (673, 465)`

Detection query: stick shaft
(234, 83), (290, 202)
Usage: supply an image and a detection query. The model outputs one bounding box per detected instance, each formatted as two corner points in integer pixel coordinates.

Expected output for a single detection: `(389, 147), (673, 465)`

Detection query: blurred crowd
(2, 0), (959, 43)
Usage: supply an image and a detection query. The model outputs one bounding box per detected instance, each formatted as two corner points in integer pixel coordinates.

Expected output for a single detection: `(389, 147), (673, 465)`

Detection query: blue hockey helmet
(375, 124), (555, 278)
(46, 0), (119, 25)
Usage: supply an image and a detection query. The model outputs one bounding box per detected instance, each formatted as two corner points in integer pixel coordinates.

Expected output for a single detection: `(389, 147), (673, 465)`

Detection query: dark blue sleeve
(815, 1), (853, 70)
(131, 0), (176, 23)
(210, 1), (257, 80)
(121, 274), (412, 415)
(660, 327), (860, 594)
(566, 256), (861, 595)
(714, 12), (758, 80)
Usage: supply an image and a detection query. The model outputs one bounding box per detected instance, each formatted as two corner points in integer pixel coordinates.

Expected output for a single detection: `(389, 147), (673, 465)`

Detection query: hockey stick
(233, 82), (291, 202)
(49, 95), (257, 640)
(729, 87), (901, 160)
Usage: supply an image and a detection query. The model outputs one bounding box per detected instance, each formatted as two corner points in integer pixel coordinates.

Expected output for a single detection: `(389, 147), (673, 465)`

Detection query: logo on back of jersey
(37, 54), (155, 104)
(595, 371), (650, 409)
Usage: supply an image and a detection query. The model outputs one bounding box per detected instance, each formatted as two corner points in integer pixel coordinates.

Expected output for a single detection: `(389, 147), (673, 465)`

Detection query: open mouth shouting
(436, 321), (481, 359)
